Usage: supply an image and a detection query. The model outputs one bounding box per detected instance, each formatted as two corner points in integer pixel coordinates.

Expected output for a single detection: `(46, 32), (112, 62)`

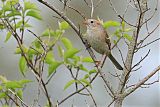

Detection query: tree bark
(114, 99), (123, 107)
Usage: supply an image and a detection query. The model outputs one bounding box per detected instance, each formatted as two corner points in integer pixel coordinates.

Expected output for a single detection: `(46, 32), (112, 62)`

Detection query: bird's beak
(83, 20), (88, 25)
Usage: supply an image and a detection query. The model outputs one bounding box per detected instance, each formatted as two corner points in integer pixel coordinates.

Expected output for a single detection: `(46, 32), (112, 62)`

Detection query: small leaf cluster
(0, 75), (32, 107)
(103, 20), (133, 43)
(0, 0), (42, 42)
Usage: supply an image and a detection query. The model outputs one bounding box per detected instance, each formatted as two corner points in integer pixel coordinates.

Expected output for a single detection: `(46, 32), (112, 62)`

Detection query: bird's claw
(94, 60), (101, 67)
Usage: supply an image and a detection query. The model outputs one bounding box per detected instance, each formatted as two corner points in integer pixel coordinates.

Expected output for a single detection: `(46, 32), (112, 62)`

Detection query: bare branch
(138, 37), (160, 49)
(132, 49), (150, 69)
(90, 0), (94, 18)
(124, 65), (160, 97)
(107, 99), (115, 107)
(137, 22), (160, 47)
(8, 89), (30, 107)
(108, 0), (118, 15)
(118, 15), (136, 27)
(45, 70), (57, 85)
(59, 0), (86, 19)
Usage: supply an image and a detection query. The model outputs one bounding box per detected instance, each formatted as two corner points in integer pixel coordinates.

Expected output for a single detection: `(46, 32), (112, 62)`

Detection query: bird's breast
(86, 29), (110, 54)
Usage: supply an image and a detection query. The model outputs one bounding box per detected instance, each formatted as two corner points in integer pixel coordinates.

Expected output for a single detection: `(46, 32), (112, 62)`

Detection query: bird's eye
(90, 21), (93, 23)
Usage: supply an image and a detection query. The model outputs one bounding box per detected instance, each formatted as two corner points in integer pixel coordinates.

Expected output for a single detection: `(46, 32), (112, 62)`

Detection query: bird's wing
(104, 30), (111, 50)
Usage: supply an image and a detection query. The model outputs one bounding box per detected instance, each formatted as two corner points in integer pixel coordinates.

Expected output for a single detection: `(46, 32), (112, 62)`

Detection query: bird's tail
(108, 54), (123, 70)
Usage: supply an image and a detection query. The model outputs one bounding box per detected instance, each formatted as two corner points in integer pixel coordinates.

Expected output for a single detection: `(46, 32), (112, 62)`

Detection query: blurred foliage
(0, 75), (32, 107)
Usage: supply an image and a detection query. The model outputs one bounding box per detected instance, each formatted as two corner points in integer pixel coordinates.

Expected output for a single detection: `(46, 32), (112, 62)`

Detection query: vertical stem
(114, 99), (123, 107)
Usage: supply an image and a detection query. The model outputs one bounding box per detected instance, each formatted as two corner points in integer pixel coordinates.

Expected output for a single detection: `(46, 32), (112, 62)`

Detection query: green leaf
(3, 0), (19, 12)
(114, 29), (121, 38)
(26, 10), (42, 20)
(2, 105), (9, 107)
(103, 21), (120, 29)
(5, 81), (22, 89)
(48, 61), (62, 77)
(16, 20), (32, 29)
(72, 56), (80, 65)
(41, 29), (56, 37)
(0, 86), (2, 90)
(17, 90), (23, 99)
(6, 11), (21, 17)
(19, 56), (27, 76)
(45, 51), (55, 64)
(124, 28), (132, 32)
(5, 79), (31, 89)
(64, 48), (80, 60)
(0, 22), (5, 29)
(0, 93), (7, 99)
(3, 2), (11, 12)
(55, 30), (63, 37)
(15, 45), (28, 54)
(57, 45), (64, 57)
(84, 74), (90, 79)
(80, 79), (92, 88)
(19, 79), (32, 85)
(28, 48), (38, 56)
(15, 47), (21, 54)
(0, 75), (8, 83)
(61, 37), (73, 49)
(113, 40), (117, 44)
(122, 21), (125, 31)
(33, 40), (41, 48)
(64, 79), (77, 90)
(123, 33), (132, 41)
(81, 57), (93, 63)
(79, 64), (88, 72)
(59, 21), (70, 30)
(24, 1), (39, 11)
(89, 69), (97, 75)
(5, 32), (11, 42)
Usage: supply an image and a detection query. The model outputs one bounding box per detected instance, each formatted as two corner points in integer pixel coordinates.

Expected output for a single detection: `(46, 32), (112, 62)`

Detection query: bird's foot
(94, 60), (101, 67)
(86, 43), (91, 50)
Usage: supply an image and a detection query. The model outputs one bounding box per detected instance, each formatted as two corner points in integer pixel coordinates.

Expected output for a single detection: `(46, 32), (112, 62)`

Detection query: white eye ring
(90, 20), (94, 23)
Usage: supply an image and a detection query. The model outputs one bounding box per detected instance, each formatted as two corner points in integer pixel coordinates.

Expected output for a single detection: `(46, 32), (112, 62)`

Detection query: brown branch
(124, 65), (160, 97)
(107, 99), (115, 107)
(137, 37), (160, 49)
(132, 49), (150, 69)
(5, 93), (20, 107)
(59, 0), (86, 19)
(118, 15), (136, 27)
(108, 0), (118, 15)
(8, 89), (30, 107)
(137, 22), (160, 47)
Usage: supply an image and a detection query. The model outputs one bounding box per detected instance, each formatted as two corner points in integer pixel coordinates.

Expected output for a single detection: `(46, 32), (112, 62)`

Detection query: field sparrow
(84, 19), (123, 70)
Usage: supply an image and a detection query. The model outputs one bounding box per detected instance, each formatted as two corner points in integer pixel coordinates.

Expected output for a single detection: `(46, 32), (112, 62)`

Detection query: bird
(83, 19), (123, 70)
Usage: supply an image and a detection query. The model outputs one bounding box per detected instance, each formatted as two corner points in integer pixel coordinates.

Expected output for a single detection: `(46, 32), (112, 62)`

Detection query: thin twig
(107, 99), (115, 107)
(45, 70), (57, 85)
(137, 37), (160, 49)
(8, 89), (30, 107)
(118, 15), (136, 27)
(124, 65), (160, 97)
(90, 0), (94, 18)
(132, 49), (150, 69)
(108, 0), (118, 15)
(137, 22), (160, 47)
